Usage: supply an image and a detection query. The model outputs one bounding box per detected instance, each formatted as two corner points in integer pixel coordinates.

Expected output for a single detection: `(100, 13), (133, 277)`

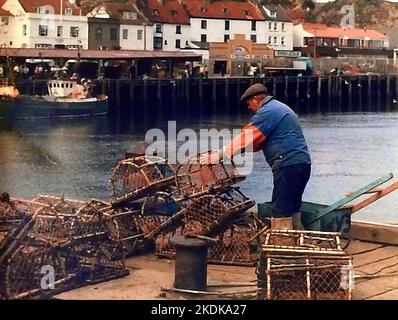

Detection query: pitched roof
(259, 4), (292, 22)
(137, 0), (190, 25)
(87, 0), (148, 25)
(19, 0), (81, 15)
(0, 0), (11, 16)
(301, 23), (388, 40)
(183, 0), (263, 20)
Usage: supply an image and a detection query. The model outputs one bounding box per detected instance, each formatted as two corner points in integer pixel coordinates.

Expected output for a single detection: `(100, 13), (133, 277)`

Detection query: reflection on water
(0, 111), (397, 223)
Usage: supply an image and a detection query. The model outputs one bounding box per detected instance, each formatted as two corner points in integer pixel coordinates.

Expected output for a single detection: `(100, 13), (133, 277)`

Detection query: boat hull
(0, 95), (108, 119)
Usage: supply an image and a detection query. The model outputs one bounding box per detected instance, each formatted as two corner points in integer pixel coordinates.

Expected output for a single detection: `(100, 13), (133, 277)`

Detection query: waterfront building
(294, 23), (391, 58)
(86, 0), (153, 51)
(0, 0), (88, 49)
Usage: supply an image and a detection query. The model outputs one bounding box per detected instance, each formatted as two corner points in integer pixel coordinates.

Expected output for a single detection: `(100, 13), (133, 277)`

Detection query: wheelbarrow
(258, 173), (398, 238)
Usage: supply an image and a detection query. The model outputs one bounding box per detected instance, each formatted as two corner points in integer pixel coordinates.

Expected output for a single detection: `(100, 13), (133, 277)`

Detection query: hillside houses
(0, 0), (392, 69)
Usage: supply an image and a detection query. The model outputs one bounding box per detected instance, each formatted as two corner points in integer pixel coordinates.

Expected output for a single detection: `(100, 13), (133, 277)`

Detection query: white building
(137, 0), (191, 51)
(183, 1), (293, 52)
(184, 1), (264, 45)
(0, 0), (88, 49)
(258, 5), (294, 52)
(87, 1), (155, 51)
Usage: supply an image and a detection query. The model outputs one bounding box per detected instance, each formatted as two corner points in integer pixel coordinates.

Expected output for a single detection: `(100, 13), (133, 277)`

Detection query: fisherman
(206, 83), (311, 230)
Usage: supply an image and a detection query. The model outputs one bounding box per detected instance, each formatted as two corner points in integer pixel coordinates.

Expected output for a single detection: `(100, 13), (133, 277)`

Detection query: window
(201, 20), (207, 29)
(175, 39), (180, 48)
(171, 10), (177, 16)
(244, 10), (250, 16)
(152, 9), (159, 15)
(268, 22), (272, 30)
(200, 7), (206, 13)
(273, 36), (277, 44)
(281, 37), (285, 46)
(95, 27), (102, 40)
(176, 25), (181, 34)
(250, 35), (257, 43)
(251, 20), (256, 31)
(123, 11), (137, 20)
(64, 8), (72, 15)
(282, 23), (285, 31)
(268, 36), (272, 44)
(35, 43), (52, 48)
(123, 29), (128, 40)
(155, 24), (162, 33)
(39, 25), (48, 36)
(70, 26), (79, 38)
(154, 36), (162, 49)
(274, 22), (277, 31)
(164, 39), (168, 45)
(110, 28), (117, 40)
(223, 8), (228, 14)
(57, 26), (62, 37)
(225, 20), (230, 31)
(36, 6), (49, 14)
(201, 34), (207, 42)
(224, 34), (229, 42)
(137, 29), (143, 40)
(22, 24), (27, 36)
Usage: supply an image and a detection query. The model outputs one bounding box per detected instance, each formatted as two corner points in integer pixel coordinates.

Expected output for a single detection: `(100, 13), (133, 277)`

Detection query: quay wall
(17, 75), (398, 118)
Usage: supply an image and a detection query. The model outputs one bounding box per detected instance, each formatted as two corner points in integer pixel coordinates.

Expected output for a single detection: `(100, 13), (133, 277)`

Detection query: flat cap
(240, 83), (267, 101)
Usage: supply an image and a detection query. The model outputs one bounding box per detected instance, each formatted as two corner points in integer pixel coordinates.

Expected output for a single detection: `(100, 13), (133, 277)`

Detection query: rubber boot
(270, 217), (295, 246)
(292, 212), (305, 230)
(271, 217), (293, 230)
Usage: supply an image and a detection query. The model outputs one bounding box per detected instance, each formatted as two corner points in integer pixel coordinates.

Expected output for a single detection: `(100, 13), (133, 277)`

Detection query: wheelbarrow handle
(308, 173), (394, 225)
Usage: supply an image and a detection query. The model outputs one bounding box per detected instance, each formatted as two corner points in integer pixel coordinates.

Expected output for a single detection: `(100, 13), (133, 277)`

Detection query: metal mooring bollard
(170, 236), (209, 292)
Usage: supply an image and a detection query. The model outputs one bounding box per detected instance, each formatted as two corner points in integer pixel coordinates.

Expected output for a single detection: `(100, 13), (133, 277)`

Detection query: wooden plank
(308, 173), (393, 224)
(351, 181), (398, 213)
(352, 245), (398, 267)
(355, 255), (398, 275)
(346, 240), (383, 255)
(351, 220), (398, 245)
(364, 288), (398, 300)
(354, 276), (398, 300)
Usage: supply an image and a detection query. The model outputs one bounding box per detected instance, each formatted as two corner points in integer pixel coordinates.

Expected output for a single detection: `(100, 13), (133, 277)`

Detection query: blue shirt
(251, 96), (311, 170)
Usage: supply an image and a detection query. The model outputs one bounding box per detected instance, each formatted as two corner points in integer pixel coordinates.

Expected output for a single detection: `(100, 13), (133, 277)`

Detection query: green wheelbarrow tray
(258, 201), (352, 236)
(258, 173), (398, 238)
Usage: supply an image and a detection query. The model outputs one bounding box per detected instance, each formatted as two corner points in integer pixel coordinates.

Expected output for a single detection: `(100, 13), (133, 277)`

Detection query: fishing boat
(0, 79), (108, 120)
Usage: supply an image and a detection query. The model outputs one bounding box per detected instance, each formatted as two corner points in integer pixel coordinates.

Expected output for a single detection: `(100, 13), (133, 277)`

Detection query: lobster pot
(175, 152), (245, 197)
(257, 230), (353, 300)
(208, 225), (263, 266)
(110, 156), (175, 207)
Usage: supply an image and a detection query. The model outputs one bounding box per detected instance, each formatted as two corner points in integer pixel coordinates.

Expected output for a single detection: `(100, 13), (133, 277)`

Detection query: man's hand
(198, 150), (223, 165)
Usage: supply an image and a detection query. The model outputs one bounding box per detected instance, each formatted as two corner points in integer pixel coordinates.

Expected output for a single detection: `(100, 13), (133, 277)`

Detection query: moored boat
(0, 79), (108, 119)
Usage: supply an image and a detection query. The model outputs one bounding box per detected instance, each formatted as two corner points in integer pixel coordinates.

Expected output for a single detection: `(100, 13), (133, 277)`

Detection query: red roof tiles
(87, 0), (148, 25)
(138, 0), (190, 25)
(302, 23), (387, 40)
(183, 0), (263, 20)
(19, 0), (81, 15)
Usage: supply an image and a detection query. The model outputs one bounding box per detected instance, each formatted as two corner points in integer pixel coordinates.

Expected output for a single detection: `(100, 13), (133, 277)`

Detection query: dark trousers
(271, 163), (311, 218)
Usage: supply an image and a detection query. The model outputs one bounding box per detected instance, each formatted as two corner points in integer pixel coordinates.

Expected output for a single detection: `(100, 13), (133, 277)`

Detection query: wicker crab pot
(110, 156), (176, 208)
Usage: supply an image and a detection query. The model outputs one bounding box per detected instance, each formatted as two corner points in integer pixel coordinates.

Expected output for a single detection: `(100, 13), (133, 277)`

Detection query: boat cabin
(47, 80), (77, 98)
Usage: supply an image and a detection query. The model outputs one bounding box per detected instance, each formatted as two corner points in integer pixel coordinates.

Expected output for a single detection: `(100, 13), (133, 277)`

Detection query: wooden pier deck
(56, 221), (398, 300)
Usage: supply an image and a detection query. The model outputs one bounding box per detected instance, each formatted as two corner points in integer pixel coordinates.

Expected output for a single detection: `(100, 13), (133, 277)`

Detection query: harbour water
(0, 110), (397, 223)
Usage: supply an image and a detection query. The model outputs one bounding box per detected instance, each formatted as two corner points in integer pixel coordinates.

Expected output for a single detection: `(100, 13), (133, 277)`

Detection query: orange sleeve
(224, 124), (266, 158)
